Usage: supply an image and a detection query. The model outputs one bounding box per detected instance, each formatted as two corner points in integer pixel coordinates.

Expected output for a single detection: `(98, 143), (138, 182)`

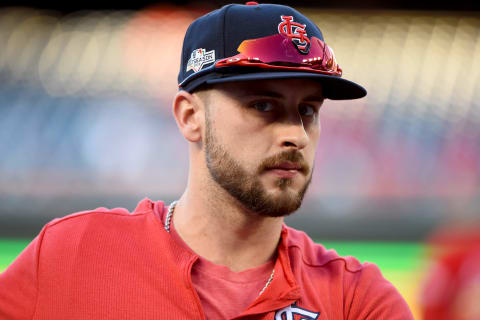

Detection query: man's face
(201, 78), (323, 217)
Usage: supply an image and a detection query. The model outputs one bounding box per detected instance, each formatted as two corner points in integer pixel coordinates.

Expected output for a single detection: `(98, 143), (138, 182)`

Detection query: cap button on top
(245, 1), (259, 5)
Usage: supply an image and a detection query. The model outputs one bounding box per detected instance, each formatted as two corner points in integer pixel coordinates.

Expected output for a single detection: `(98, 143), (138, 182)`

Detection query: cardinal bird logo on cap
(278, 16), (310, 54)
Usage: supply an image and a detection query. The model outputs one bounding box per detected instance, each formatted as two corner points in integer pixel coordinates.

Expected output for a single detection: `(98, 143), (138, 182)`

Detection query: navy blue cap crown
(178, 3), (367, 100)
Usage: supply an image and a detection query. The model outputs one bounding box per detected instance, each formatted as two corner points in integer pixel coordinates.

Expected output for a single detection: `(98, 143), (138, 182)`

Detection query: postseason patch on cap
(186, 48), (215, 73)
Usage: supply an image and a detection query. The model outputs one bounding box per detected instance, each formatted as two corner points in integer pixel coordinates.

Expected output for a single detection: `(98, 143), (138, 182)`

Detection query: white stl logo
(186, 48), (215, 73)
(275, 303), (319, 320)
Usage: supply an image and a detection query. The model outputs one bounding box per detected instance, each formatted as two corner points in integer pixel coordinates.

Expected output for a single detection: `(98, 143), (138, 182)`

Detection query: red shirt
(0, 198), (413, 319)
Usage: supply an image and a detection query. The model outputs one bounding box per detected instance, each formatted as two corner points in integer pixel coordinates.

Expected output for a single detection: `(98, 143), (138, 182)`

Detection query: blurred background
(0, 0), (479, 318)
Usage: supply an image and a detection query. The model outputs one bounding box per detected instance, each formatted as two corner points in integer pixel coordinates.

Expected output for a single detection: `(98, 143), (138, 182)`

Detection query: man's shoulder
(46, 207), (130, 228)
(283, 226), (413, 318)
(43, 198), (163, 234)
(283, 226), (408, 309)
(284, 225), (367, 274)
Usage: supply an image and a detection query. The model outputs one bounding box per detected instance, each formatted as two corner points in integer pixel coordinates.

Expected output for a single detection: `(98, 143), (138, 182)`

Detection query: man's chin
(254, 175), (312, 217)
(254, 190), (304, 217)
(263, 176), (306, 194)
(255, 201), (302, 218)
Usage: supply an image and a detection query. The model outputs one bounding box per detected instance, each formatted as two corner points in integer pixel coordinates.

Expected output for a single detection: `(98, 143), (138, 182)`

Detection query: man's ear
(172, 90), (204, 142)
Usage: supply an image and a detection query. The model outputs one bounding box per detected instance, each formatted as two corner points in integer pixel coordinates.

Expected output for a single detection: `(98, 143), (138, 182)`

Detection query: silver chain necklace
(165, 200), (275, 296)
(164, 200), (177, 233)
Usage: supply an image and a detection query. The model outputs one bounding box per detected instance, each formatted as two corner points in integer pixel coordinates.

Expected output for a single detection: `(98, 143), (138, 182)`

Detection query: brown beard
(204, 111), (313, 217)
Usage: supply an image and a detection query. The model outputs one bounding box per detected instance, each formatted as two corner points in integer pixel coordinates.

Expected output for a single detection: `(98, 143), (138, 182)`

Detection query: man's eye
(252, 101), (274, 112)
(299, 104), (315, 116)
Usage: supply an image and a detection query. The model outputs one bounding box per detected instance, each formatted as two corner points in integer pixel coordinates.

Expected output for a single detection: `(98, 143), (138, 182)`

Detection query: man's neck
(171, 185), (283, 272)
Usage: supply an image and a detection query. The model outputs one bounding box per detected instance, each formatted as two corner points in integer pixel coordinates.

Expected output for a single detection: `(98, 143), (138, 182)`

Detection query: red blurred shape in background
(421, 222), (480, 320)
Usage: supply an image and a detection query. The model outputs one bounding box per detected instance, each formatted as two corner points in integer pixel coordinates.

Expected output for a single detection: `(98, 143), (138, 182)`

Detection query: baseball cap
(178, 2), (367, 100)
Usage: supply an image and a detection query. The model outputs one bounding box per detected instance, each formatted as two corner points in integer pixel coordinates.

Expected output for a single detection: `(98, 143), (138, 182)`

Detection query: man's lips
(265, 162), (304, 178)
(267, 162), (302, 170)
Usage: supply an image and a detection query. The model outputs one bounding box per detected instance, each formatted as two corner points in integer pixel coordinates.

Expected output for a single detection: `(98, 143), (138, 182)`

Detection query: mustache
(257, 150), (310, 175)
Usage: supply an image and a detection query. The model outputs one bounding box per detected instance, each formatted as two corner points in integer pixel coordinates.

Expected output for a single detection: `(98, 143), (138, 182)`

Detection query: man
(0, 2), (413, 319)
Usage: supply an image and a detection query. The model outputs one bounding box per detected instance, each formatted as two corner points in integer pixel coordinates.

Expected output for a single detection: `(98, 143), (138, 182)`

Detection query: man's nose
(277, 118), (309, 150)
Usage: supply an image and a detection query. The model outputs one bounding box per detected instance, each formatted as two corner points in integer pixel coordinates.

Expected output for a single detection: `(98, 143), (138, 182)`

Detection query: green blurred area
(0, 238), (424, 272)
(320, 240), (425, 271)
(0, 238), (32, 271)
